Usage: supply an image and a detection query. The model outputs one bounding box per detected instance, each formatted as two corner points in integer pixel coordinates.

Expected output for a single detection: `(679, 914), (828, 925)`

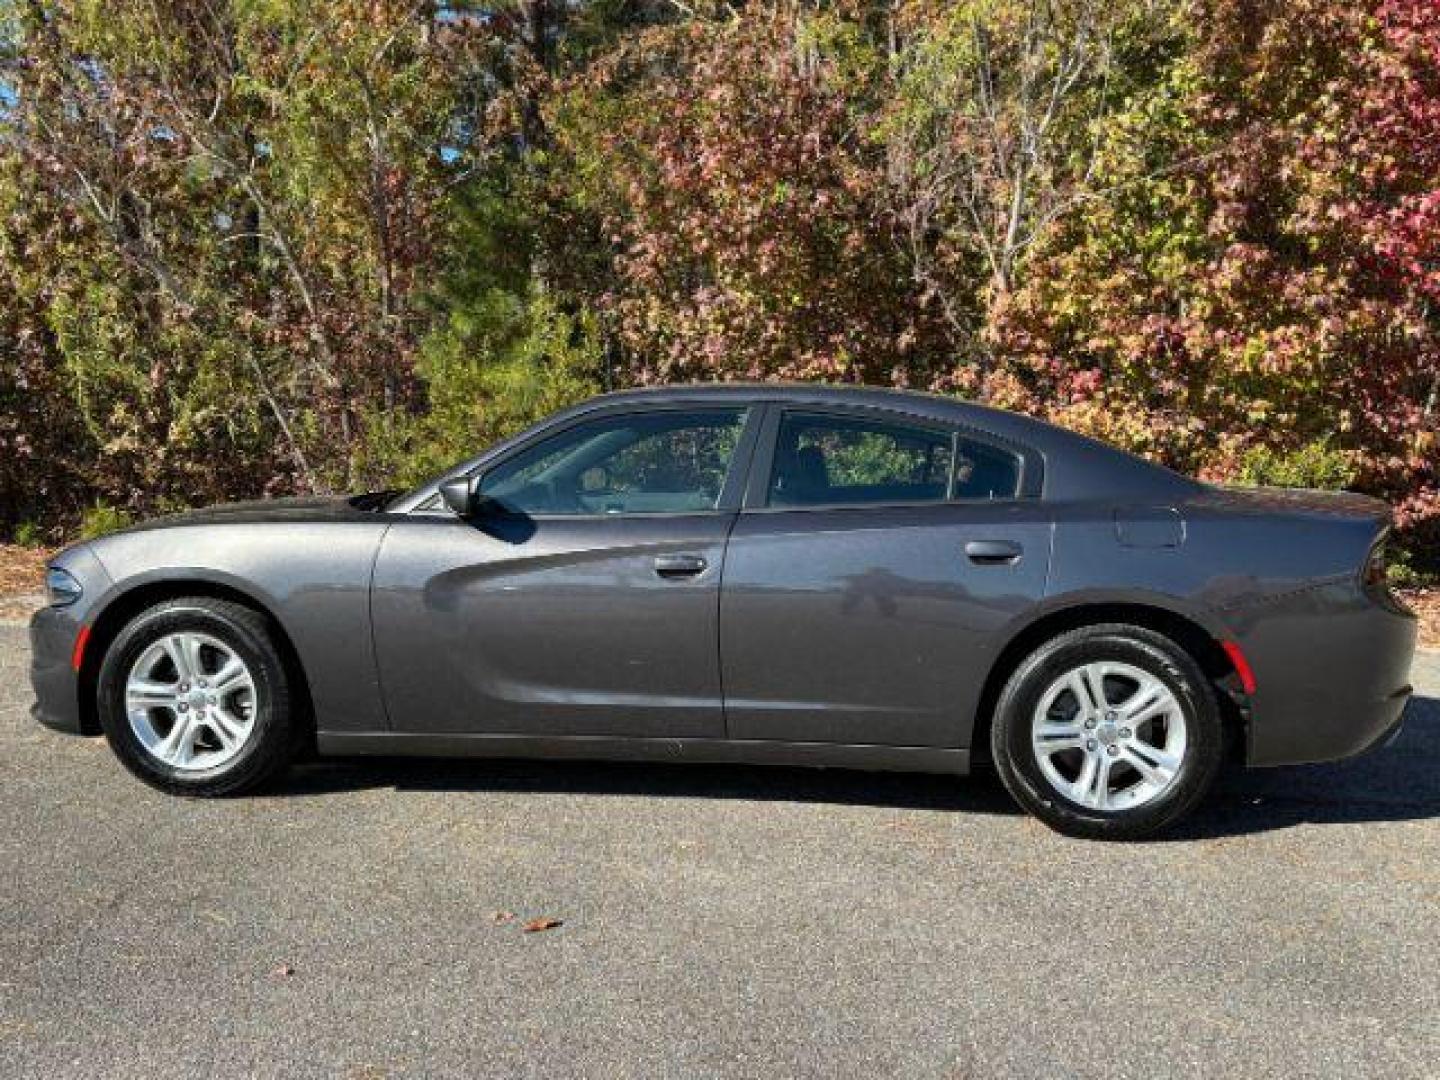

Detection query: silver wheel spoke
(126, 678), (179, 707)
(1117, 677), (1165, 722)
(160, 636), (188, 681)
(1129, 698), (1172, 728)
(1067, 669), (1101, 714)
(207, 707), (248, 750)
(1123, 680), (1175, 729)
(1082, 665), (1110, 712)
(210, 658), (249, 695)
(162, 634), (203, 682)
(1034, 721), (1086, 754)
(1072, 751), (1111, 809)
(155, 715), (197, 766)
(1121, 741), (1179, 785)
(182, 635), (207, 680)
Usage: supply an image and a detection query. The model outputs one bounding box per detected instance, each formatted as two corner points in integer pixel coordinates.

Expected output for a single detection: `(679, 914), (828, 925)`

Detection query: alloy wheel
(125, 632), (258, 772)
(1029, 660), (1188, 812)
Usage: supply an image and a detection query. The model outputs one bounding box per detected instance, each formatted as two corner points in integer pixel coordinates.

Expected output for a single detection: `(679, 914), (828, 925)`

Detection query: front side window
(478, 408), (747, 516)
(767, 411), (1021, 507)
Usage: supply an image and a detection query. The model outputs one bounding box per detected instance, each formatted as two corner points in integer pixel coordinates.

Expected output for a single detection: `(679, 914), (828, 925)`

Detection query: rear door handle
(653, 554), (708, 578)
(965, 540), (1022, 565)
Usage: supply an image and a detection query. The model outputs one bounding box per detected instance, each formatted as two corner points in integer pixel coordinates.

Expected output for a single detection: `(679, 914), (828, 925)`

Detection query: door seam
(716, 510), (742, 740)
(366, 522), (397, 731)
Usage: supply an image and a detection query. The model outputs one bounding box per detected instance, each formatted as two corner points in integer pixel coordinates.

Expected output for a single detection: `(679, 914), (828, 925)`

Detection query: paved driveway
(2, 623), (1437, 1078)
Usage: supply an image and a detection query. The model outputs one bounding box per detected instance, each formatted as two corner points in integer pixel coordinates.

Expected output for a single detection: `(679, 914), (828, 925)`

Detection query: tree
(878, 0), (1166, 359)
(995, 0), (1439, 566)
(0, 0), (1435, 572)
(0, 0), (572, 524)
(547, 7), (950, 386)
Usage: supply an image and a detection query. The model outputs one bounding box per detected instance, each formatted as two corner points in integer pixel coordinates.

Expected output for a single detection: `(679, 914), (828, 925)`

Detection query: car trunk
(1194, 484), (1391, 524)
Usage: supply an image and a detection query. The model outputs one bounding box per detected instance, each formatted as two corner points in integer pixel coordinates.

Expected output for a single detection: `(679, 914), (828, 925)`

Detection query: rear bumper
(1225, 580), (1418, 767)
(1244, 683), (1411, 767)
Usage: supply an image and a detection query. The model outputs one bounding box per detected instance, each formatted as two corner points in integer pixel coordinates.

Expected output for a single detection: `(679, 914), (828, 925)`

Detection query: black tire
(97, 597), (298, 796)
(990, 623), (1223, 840)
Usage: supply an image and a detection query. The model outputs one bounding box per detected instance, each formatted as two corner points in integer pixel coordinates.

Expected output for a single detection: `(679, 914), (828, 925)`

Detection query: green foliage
(1386, 549), (1439, 590)
(80, 503), (134, 540)
(1235, 442), (1358, 492)
(367, 288), (602, 486)
(13, 522), (45, 549)
(546, 8), (944, 385)
(0, 0), (1435, 574)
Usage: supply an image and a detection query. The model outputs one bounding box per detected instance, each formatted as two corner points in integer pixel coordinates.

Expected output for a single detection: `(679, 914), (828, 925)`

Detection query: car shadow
(268, 693), (1440, 840)
(1164, 689), (1440, 841)
(277, 750), (1019, 815)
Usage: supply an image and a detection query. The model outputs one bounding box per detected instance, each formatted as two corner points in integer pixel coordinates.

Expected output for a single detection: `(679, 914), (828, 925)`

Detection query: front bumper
(29, 605), (88, 734)
(28, 543), (111, 737)
(1226, 580), (1418, 767)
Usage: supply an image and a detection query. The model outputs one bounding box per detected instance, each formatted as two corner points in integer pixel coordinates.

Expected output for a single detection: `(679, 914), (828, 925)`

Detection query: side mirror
(438, 476), (476, 517)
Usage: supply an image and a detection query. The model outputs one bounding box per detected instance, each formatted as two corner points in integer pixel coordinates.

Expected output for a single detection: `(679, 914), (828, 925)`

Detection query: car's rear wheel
(990, 624), (1223, 840)
(97, 597), (297, 796)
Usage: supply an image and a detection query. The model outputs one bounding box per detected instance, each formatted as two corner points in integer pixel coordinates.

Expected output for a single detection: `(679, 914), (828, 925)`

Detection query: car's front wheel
(97, 597), (298, 796)
(990, 624), (1224, 840)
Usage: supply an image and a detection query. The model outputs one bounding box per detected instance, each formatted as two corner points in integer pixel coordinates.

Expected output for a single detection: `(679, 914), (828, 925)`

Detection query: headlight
(45, 566), (84, 607)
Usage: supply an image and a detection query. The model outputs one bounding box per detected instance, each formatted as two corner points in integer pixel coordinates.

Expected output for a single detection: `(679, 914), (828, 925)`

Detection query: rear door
(373, 404), (759, 739)
(720, 404), (1052, 749)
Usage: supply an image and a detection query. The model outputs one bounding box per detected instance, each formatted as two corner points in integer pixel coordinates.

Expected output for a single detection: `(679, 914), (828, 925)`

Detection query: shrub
(80, 504), (134, 540)
(1234, 442), (1359, 491)
(13, 522), (45, 548)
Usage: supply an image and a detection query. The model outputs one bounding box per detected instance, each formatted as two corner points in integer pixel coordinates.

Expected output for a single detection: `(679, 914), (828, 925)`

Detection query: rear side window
(769, 412), (951, 507)
(767, 411), (1020, 507)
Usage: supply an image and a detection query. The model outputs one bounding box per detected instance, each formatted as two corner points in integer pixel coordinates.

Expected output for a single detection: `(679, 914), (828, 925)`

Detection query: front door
(372, 405), (755, 738)
(719, 406), (1052, 749)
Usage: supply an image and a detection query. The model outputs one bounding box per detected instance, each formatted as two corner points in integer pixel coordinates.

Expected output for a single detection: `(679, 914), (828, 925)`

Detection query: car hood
(118, 493), (398, 532)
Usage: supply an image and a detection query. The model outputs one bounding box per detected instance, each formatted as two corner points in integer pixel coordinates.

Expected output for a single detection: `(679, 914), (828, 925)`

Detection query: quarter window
(479, 409), (747, 516)
(952, 437), (1023, 501)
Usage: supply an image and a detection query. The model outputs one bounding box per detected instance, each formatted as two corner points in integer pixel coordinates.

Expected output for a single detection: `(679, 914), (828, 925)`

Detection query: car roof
(594, 381), (988, 413)
(589, 382), (1053, 441)
(396, 382), (1200, 509)
(595, 383), (1194, 493)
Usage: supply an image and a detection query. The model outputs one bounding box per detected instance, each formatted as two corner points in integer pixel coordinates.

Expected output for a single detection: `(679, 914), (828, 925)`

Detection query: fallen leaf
(271, 964), (295, 978)
(522, 917), (563, 933)
(491, 910), (516, 925)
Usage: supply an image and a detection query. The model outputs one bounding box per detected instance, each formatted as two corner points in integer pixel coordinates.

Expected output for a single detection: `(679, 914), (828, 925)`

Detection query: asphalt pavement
(2, 622), (1437, 1078)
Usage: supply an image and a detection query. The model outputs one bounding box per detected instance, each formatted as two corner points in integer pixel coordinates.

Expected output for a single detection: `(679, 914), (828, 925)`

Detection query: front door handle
(965, 540), (1023, 565)
(653, 554), (708, 578)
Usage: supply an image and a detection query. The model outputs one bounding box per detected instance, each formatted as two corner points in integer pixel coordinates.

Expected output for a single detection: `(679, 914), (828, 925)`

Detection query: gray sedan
(30, 384), (1418, 838)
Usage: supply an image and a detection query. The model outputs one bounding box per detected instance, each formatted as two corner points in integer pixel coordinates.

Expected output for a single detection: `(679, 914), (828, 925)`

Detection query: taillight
(1363, 536), (1387, 590)
(1361, 532), (1414, 614)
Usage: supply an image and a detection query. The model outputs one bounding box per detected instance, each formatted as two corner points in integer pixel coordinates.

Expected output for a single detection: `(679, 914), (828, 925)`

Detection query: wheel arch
(77, 577), (313, 738)
(969, 599), (1245, 765)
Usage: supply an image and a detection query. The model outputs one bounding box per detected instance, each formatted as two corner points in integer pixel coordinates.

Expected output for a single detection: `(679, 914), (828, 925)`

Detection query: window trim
(420, 402), (763, 521)
(743, 403), (1035, 513)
